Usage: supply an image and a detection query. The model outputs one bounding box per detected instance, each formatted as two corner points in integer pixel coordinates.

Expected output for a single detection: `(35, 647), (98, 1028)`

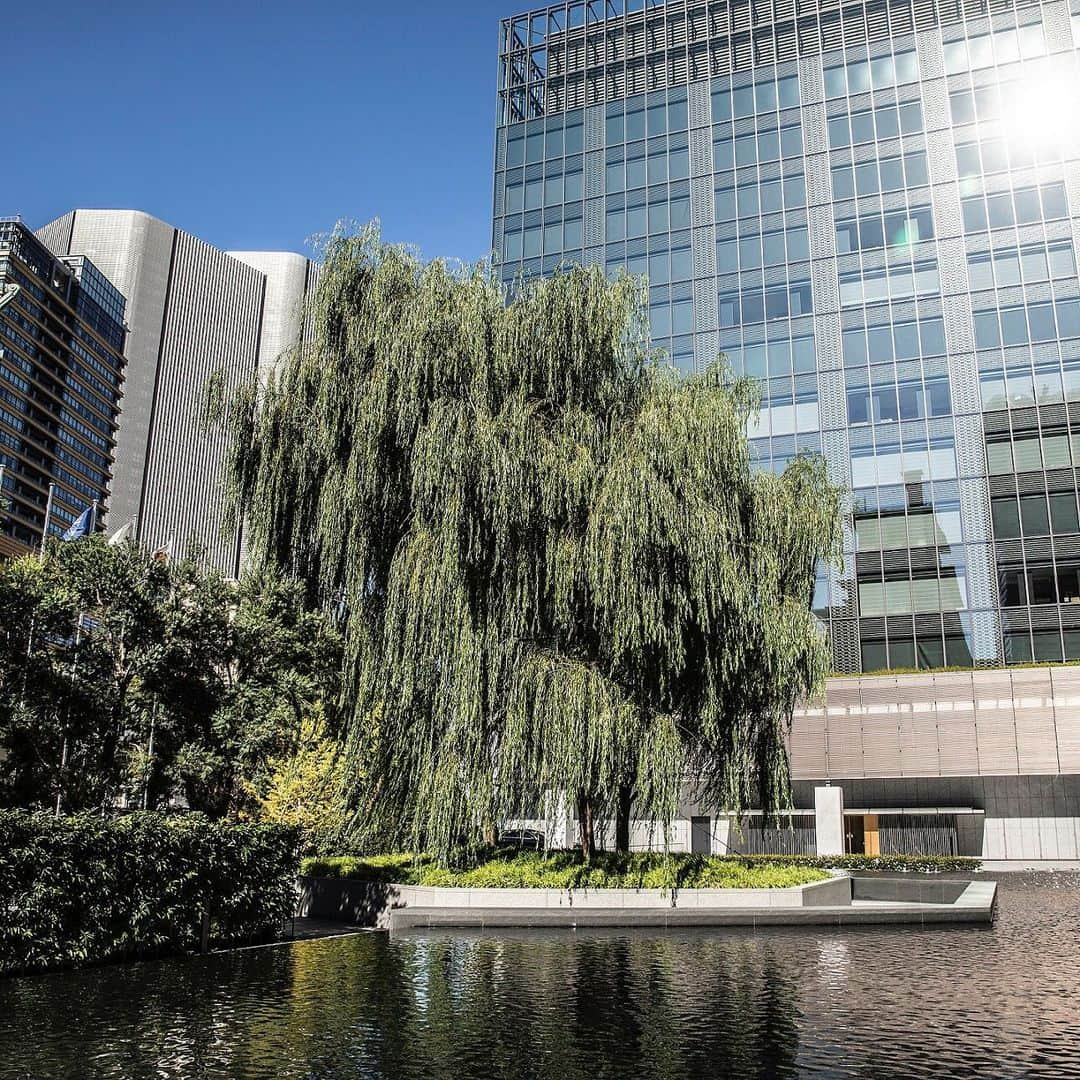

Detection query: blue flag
(62, 505), (94, 541)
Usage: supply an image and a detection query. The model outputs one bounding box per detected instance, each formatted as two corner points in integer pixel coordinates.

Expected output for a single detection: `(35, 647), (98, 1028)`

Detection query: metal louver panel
(826, 713), (865, 776)
(900, 713), (943, 775)
(789, 714), (829, 777)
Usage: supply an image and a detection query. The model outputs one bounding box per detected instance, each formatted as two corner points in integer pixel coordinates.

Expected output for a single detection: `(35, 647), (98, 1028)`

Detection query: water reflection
(814, 939), (850, 993)
(1, 874), (1078, 1079)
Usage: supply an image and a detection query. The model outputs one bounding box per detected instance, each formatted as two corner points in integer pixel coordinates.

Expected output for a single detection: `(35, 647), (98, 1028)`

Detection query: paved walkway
(982, 860), (1080, 871)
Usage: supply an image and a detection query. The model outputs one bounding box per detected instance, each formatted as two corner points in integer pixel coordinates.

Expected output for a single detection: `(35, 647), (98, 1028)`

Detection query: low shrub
(735, 853), (982, 874)
(0, 811), (300, 976)
(302, 850), (980, 888)
(301, 851), (832, 890)
(301, 852), (421, 883)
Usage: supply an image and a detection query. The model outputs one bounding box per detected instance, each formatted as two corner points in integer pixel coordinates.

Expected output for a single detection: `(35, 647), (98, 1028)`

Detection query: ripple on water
(1, 873), (1078, 1080)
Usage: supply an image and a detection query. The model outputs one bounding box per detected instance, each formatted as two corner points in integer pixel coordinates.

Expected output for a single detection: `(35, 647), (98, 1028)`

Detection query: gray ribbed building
(38, 211), (315, 572)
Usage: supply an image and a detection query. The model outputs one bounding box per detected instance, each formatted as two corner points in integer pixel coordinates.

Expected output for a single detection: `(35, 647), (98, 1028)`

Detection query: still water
(1, 873), (1078, 1080)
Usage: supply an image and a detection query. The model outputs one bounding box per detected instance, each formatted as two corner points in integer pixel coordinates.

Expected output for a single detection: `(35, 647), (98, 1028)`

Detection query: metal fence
(724, 825), (818, 856)
(879, 815), (959, 857)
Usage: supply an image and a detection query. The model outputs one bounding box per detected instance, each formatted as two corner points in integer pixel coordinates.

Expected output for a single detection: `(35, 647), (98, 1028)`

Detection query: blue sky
(6, 1), (516, 263)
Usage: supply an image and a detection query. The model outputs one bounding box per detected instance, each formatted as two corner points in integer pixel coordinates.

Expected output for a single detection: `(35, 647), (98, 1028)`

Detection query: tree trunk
(576, 789), (596, 861)
(615, 782), (635, 854)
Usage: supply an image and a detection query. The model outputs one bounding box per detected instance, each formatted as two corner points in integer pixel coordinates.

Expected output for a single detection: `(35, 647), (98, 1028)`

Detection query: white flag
(108, 521), (134, 546)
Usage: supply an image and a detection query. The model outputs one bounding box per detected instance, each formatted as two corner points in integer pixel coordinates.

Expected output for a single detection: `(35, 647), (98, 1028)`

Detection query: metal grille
(920, 78), (951, 132)
(943, 295), (976, 354)
(803, 154), (834, 210)
(696, 329), (721, 369)
(925, 132), (958, 186)
(961, 477), (992, 539)
(689, 128), (713, 182)
(584, 104), (604, 149)
(937, 238), (968, 294)
(585, 151), (604, 198)
(971, 609), (1004, 665)
(725, 824), (818, 855)
(692, 226), (717, 277)
(687, 79), (711, 128)
(693, 279), (718, 333)
(949, 354), (982, 414)
(1041, 0), (1073, 49)
(879, 816), (958, 856)
(818, 369), (847, 429)
(953, 415), (986, 477)
(584, 198), (604, 246)
(811, 257), (839, 315)
(814, 312), (843, 371)
(965, 542), (998, 607)
(931, 183), (963, 237)
(808, 205), (836, 258)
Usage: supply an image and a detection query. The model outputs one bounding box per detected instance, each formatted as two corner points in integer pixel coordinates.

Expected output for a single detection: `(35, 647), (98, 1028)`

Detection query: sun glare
(997, 60), (1080, 159)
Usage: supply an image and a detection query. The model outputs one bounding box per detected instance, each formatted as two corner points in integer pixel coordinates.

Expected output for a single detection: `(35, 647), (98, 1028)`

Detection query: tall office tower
(493, 0), (1080, 676)
(227, 252), (318, 378)
(493, 1), (1080, 859)
(38, 211), (315, 573)
(0, 219), (125, 557)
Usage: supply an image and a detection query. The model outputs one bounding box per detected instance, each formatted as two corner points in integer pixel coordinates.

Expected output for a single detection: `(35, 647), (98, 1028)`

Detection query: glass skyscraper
(0, 219), (125, 556)
(493, 0), (1080, 676)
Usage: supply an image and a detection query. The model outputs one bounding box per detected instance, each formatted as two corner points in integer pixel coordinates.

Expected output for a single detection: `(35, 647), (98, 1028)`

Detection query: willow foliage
(222, 223), (842, 860)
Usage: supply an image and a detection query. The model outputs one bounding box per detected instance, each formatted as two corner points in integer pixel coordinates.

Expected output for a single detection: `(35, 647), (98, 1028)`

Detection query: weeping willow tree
(219, 223), (842, 861)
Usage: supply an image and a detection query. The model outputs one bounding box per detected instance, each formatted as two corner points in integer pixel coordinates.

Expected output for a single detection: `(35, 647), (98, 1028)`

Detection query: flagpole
(40, 482), (56, 556)
(90, 500), (99, 536)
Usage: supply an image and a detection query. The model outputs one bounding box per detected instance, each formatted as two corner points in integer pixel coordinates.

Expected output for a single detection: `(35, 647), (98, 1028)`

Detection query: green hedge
(0, 811), (300, 976)
(302, 850), (980, 888)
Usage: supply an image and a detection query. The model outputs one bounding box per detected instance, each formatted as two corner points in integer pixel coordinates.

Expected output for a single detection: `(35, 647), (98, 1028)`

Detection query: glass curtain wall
(493, 0), (1080, 673)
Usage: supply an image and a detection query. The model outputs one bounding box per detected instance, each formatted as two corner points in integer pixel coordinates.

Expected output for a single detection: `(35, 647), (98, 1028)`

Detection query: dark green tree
(221, 223), (842, 860)
(171, 567), (343, 817)
(0, 539), (340, 817)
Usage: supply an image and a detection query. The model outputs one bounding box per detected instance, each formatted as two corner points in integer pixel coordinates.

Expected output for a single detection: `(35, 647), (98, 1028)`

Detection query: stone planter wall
(297, 873), (852, 929)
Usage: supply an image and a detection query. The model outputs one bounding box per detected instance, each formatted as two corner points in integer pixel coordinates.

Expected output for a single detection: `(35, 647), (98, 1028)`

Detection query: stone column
(815, 785), (846, 856)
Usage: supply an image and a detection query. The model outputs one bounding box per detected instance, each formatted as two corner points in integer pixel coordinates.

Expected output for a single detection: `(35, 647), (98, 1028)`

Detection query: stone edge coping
(298, 875), (997, 929)
(387, 900), (996, 931)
